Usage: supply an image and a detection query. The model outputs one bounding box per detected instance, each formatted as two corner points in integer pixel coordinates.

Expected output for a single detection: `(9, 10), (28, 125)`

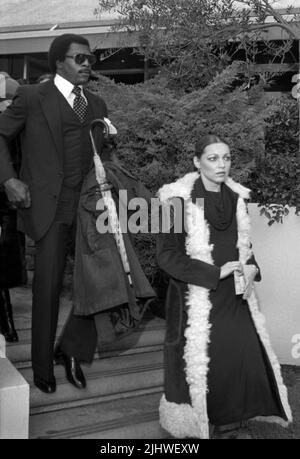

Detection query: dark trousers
(31, 188), (97, 380)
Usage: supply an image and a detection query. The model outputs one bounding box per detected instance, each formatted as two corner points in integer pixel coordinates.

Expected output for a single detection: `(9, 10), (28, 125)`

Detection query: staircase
(7, 286), (168, 439)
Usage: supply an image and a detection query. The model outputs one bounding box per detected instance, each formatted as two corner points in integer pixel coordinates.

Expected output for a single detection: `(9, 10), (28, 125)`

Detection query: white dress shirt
(53, 74), (117, 134)
(54, 74), (87, 107)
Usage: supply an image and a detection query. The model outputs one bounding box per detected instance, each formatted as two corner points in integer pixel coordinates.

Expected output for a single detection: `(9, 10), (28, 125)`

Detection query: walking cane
(89, 119), (133, 285)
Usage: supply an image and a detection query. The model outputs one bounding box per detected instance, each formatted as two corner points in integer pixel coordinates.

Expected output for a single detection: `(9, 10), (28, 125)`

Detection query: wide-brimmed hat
(0, 71), (19, 111)
(0, 71), (19, 100)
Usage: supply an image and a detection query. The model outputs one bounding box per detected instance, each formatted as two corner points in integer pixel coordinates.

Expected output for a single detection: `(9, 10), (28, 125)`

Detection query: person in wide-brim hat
(0, 71), (27, 343)
(0, 71), (20, 110)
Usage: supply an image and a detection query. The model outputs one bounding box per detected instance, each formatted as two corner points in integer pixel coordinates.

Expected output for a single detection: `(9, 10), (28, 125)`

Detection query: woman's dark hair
(48, 34), (90, 73)
(195, 134), (228, 158)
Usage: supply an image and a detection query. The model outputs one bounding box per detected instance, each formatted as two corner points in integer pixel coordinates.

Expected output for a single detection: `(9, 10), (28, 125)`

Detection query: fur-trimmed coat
(157, 172), (292, 439)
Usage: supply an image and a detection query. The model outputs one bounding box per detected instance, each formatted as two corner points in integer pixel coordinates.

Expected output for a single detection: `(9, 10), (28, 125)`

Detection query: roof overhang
(0, 21), (139, 55)
(0, 15), (300, 56)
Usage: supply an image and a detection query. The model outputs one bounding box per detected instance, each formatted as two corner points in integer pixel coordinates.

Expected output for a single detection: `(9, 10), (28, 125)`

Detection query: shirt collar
(54, 74), (83, 99)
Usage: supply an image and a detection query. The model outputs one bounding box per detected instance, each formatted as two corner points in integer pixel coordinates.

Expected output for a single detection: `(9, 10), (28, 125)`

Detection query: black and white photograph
(0, 0), (299, 443)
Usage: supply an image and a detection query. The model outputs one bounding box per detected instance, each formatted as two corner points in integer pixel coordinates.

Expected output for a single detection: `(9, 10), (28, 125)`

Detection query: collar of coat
(157, 171), (251, 202)
(157, 172), (292, 439)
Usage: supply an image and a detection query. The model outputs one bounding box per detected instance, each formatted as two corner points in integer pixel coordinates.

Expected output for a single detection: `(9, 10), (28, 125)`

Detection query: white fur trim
(158, 172), (198, 202)
(226, 177), (251, 200)
(158, 172), (292, 439)
(236, 197), (253, 263)
(159, 395), (202, 438)
(183, 200), (213, 439)
(157, 172), (251, 202)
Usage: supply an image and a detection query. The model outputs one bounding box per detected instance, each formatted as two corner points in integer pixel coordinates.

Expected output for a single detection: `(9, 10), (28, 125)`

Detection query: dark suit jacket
(0, 80), (107, 241)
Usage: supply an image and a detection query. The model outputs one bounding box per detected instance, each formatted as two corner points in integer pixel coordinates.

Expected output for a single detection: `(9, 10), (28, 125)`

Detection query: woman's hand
(242, 264), (258, 300)
(220, 261), (242, 280)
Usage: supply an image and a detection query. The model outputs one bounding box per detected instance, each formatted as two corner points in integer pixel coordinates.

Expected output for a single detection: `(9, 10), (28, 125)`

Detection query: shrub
(245, 96), (300, 225)
(90, 61), (272, 189)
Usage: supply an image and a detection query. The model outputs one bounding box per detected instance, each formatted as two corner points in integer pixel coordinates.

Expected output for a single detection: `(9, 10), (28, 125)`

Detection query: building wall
(249, 204), (300, 366)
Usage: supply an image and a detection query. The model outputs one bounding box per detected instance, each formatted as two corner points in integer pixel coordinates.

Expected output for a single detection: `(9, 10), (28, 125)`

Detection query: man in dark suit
(0, 34), (107, 393)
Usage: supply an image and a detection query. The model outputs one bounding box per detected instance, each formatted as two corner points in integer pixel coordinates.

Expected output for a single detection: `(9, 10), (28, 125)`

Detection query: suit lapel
(85, 89), (105, 119)
(85, 89), (106, 160)
(38, 81), (64, 166)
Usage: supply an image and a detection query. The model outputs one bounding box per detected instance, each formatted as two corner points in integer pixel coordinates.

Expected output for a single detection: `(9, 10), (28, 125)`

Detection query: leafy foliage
(96, 0), (297, 91)
(90, 61), (273, 191)
(245, 95), (300, 224)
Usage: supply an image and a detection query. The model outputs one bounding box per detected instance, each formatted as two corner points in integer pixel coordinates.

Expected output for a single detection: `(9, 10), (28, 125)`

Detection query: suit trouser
(58, 313), (97, 363)
(31, 190), (97, 380)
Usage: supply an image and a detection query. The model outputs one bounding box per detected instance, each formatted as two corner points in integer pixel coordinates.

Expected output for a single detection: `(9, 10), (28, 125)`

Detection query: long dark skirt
(207, 277), (286, 425)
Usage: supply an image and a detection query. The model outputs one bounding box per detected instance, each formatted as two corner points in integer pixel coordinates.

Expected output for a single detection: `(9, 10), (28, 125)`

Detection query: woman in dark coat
(0, 73), (27, 342)
(156, 135), (292, 439)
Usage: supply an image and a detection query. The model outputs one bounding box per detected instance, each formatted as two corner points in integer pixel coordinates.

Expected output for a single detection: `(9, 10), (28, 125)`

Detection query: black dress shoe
(33, 375), (56, 394)
(54, 349), (86, 389)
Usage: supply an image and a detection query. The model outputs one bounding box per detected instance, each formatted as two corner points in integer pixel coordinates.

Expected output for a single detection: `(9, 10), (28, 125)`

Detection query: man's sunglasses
(65, 53), (97, 65)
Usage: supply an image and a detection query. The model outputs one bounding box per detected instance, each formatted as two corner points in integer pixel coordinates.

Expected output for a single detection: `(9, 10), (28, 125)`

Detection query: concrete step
(30, 390), (168, 439)
(8, 286), (166, 368)
(21, 350), (164, 414)
(7, 316), (165, 368)
(10, 285), (167, 440)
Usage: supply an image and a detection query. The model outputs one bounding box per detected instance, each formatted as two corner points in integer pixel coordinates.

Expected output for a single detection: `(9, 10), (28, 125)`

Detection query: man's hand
(242, 264), (258, 300)
(4, 177), (31, 208)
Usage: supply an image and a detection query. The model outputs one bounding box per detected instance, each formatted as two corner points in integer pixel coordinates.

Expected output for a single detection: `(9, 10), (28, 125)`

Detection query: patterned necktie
(72, 85), (87, 123)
